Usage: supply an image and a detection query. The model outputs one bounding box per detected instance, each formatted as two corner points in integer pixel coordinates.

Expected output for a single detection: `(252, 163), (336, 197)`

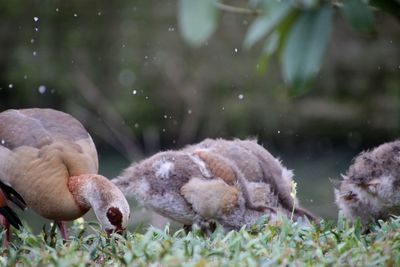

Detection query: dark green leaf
(343, 0), (375, 33)
(243, 1), (292, 49)
(263, 31), (279, 55)
(255, 32), (279, 74)
(282, 5), (333, 94)
(178, 0), (218, 47)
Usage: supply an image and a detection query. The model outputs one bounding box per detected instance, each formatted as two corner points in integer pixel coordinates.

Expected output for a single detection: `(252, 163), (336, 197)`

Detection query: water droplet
(164, 115), (168, 119)
(30, 38), (35, 44)
(234, 48), (238, 53)
(134, 123), (139, 128)
(238, 94), (244, 100)
(1, 139), (5, 145)
(55, 8), (59, 12)
(33, 17), (39, 22)
(8, 84), (13, 88)
(97, 11), (102, 16)
(222, 106), (225, 111)
(38, 85), (46, 94)
(74, 13), (78, 17)
(33, 51), (37, 56)
(34, 27), (39, 32)
(132, 89), (137, 95)
(168, 26), (175, 32)
(277, 130), (281, 134)
(188, 109), (192, 115)
(162, 128), (166, 132)
(23, 74), (28, 79)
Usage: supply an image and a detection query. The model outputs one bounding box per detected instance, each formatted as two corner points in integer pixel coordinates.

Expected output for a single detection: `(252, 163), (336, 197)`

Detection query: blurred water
(279, 149), (355, 220)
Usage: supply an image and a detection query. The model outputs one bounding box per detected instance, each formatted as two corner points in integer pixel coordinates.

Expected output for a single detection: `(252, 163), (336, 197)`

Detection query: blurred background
(0, 1), (399, 231)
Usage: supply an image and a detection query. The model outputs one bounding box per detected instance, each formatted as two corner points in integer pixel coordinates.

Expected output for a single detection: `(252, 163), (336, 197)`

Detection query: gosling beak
(105, 227), (124, 236)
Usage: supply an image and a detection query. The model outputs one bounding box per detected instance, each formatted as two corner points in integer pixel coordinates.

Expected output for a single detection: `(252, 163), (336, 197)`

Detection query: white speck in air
(38, 85), (46, 94)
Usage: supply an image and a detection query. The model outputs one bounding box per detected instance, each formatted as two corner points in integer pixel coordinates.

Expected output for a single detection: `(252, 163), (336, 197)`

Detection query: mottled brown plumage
(113, 138), (316, 231)
(185, 138), (318, 222)
(194, 150), (237, 185)
(335, 140), (400, 225)
(0, 108), (130, 243)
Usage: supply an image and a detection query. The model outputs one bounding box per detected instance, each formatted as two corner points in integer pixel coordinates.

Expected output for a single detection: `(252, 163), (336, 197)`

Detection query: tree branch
(215, 2), (261, 15)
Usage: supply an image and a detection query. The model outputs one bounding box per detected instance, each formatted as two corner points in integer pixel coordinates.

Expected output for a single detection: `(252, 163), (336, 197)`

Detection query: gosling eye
(342, 191), (357, 201)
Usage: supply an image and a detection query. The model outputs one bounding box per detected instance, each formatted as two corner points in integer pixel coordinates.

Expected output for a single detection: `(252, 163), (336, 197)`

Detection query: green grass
(1, 216), (399, 266)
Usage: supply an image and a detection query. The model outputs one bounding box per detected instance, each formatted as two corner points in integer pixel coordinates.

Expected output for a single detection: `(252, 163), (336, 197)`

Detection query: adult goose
(0, 108), (130, 245)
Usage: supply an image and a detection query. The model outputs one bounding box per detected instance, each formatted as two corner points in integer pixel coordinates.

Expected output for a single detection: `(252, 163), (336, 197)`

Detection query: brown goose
(0, 108), (130, 245)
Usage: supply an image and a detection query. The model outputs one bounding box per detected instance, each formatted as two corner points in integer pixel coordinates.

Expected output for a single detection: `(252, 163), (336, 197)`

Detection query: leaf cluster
(178, 0), (398, 94)
(1, 216), (399, 266)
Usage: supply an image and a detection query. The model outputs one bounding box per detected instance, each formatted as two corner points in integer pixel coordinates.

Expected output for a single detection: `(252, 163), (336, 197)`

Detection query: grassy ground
(1, 216), (399, 266)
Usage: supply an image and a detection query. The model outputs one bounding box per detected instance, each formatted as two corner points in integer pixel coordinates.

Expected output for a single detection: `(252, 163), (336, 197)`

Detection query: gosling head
(346, 141), (400, 206)
(334, 176), (382, 225)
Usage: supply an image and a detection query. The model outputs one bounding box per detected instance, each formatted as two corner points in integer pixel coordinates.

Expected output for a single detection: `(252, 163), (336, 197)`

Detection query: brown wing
(0, 108), (99, 174)
(0, 108), (89, 150)
(194, 150), (237, 185)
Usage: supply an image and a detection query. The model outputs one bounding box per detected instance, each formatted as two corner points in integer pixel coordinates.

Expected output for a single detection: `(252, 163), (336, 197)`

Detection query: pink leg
(56, 221), (68, 240)
(0, 215), (9, 248)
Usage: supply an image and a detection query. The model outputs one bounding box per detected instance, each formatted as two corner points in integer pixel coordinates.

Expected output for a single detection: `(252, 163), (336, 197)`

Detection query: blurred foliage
(0, 0), (398, 161)
(178, 0), (399, 94)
